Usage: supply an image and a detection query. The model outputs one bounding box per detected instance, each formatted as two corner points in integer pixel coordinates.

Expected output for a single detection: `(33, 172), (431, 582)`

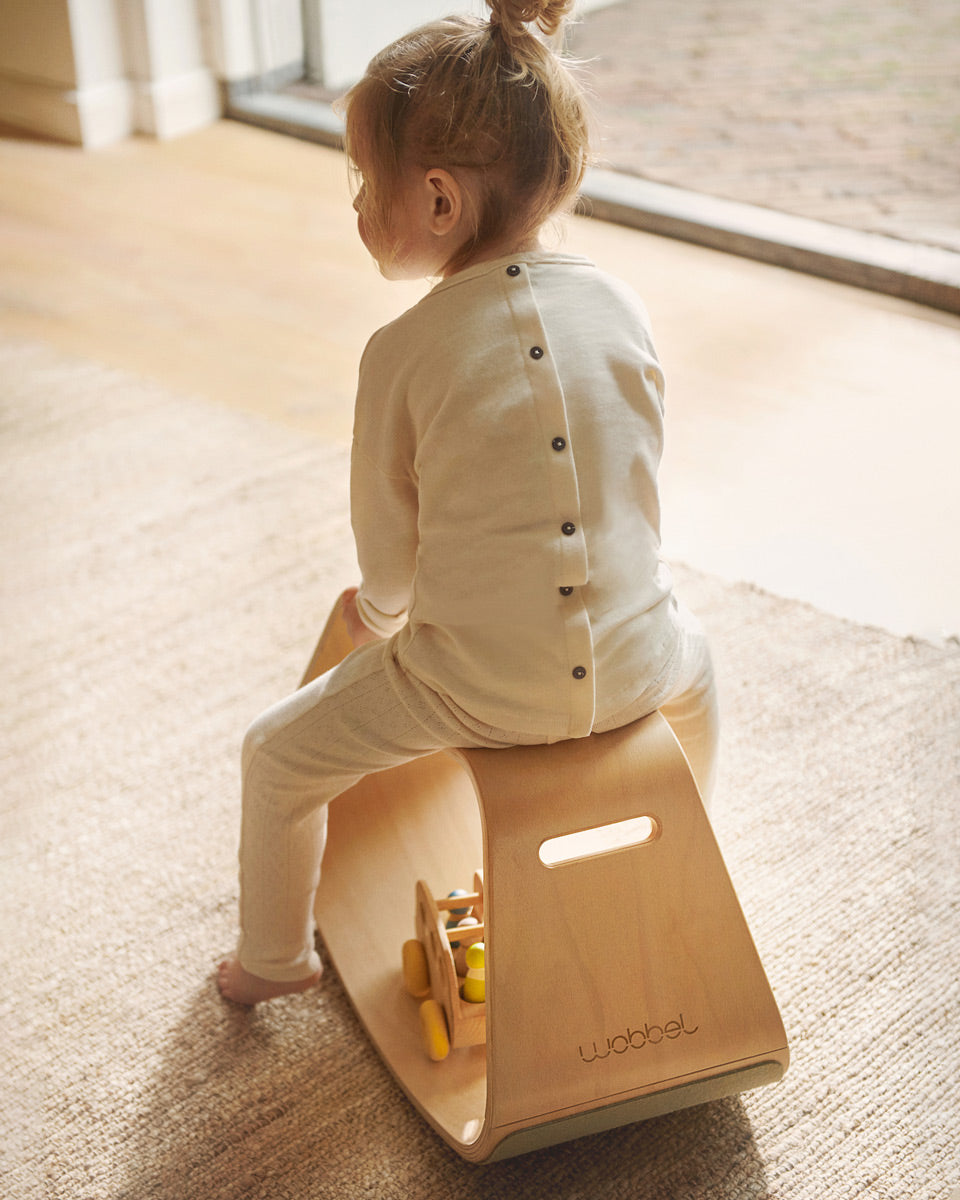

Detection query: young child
(218, 0), (718, 1006)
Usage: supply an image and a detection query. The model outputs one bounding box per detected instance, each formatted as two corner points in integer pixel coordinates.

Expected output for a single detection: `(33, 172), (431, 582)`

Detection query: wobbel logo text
(578, 1014), (700, 1064)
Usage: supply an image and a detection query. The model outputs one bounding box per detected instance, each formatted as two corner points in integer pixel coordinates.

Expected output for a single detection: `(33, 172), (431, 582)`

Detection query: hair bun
(488, 0), (575, 40)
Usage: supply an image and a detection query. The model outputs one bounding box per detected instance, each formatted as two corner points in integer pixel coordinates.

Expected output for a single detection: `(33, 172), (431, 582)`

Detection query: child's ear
(423, 169), (463, 237)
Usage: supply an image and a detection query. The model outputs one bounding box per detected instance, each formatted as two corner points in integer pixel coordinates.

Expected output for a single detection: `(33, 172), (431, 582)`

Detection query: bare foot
(218, 957), (322, 1006)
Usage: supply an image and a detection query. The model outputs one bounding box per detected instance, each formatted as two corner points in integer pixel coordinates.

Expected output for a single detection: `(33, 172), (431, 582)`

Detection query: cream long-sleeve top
(351, 250), (682, 740)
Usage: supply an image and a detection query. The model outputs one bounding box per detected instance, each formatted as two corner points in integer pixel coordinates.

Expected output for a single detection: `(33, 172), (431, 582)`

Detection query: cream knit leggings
(235, 614), (718, 982)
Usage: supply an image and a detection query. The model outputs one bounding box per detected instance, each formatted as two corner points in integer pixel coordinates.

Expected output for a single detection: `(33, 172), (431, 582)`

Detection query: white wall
(202, 0), (303, 84)
(0, 0), (219, 146)
(305, 0), (617, 91)
(121, 0), (220, 139)
(306, 0), (485, 91)
(0, 0), (124, 145)
(0, 0), (618, 146)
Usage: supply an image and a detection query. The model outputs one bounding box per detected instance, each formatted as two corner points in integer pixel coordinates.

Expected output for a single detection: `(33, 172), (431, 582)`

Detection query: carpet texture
(1, 337), (958, 1200)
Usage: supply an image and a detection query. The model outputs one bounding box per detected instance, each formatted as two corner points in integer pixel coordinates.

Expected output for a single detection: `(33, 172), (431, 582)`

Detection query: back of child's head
(343, 0), (589, 275)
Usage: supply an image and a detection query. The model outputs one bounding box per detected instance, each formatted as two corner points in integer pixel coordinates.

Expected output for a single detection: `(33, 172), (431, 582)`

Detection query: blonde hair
(342, 0), (589, 275)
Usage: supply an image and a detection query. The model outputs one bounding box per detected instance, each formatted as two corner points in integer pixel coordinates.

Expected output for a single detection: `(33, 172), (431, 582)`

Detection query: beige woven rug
(2, 336), (958, 1200)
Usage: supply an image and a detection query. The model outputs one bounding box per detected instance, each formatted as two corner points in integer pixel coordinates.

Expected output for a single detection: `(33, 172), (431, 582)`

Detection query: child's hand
(342, 586), (382, 648)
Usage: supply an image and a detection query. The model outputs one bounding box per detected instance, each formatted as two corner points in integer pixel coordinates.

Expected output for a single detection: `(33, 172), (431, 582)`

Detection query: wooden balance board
(306, 593), (789, 1163)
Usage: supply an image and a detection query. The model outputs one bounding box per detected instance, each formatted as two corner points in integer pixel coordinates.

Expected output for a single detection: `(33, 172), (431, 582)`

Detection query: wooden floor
(2, 119), (958, 640)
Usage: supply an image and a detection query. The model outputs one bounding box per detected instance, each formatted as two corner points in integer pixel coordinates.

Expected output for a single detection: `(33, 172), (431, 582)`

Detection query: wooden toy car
(402, 874), (486, 1061)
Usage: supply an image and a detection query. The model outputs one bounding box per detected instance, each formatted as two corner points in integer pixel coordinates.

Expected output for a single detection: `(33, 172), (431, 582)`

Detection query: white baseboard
(0, 66), (220, 146)
(131, 67), (221, 140)
(0, 74), (132, 147)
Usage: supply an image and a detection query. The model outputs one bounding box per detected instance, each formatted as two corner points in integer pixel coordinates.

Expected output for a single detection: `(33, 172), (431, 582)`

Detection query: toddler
(219, 0), (719, 1005)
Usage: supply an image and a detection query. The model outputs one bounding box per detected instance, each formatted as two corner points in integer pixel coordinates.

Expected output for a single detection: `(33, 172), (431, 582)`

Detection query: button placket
(560, 600), (596, 735)
(502, 261), (587, 592)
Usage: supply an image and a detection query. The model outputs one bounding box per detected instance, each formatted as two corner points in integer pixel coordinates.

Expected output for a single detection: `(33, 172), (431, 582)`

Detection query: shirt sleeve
(350, 332), (420, 638)
(350, 442), (418, 637)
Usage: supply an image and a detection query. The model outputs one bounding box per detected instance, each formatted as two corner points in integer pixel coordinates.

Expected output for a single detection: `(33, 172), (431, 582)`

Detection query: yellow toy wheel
(419, 999), (450, 1062)
(402, 938), (430, 998)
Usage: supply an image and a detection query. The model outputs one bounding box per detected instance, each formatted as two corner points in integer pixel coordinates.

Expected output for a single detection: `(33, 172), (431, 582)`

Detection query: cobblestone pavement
(569, 0), (960, 252)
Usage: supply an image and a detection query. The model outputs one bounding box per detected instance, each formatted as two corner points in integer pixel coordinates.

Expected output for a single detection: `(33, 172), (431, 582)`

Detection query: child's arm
(350, 330), (419, 640)
(350, 444), (418, 640)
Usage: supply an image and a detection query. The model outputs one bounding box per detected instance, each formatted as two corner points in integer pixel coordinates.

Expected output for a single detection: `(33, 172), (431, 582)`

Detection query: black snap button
(552, 436), (566, 451)
(529, 346), (544, 360)
(559, 586), (573, 596)
(561, 522), (576, 536)
(572, 666), (587, 680)
(506, 264), (521, 276)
